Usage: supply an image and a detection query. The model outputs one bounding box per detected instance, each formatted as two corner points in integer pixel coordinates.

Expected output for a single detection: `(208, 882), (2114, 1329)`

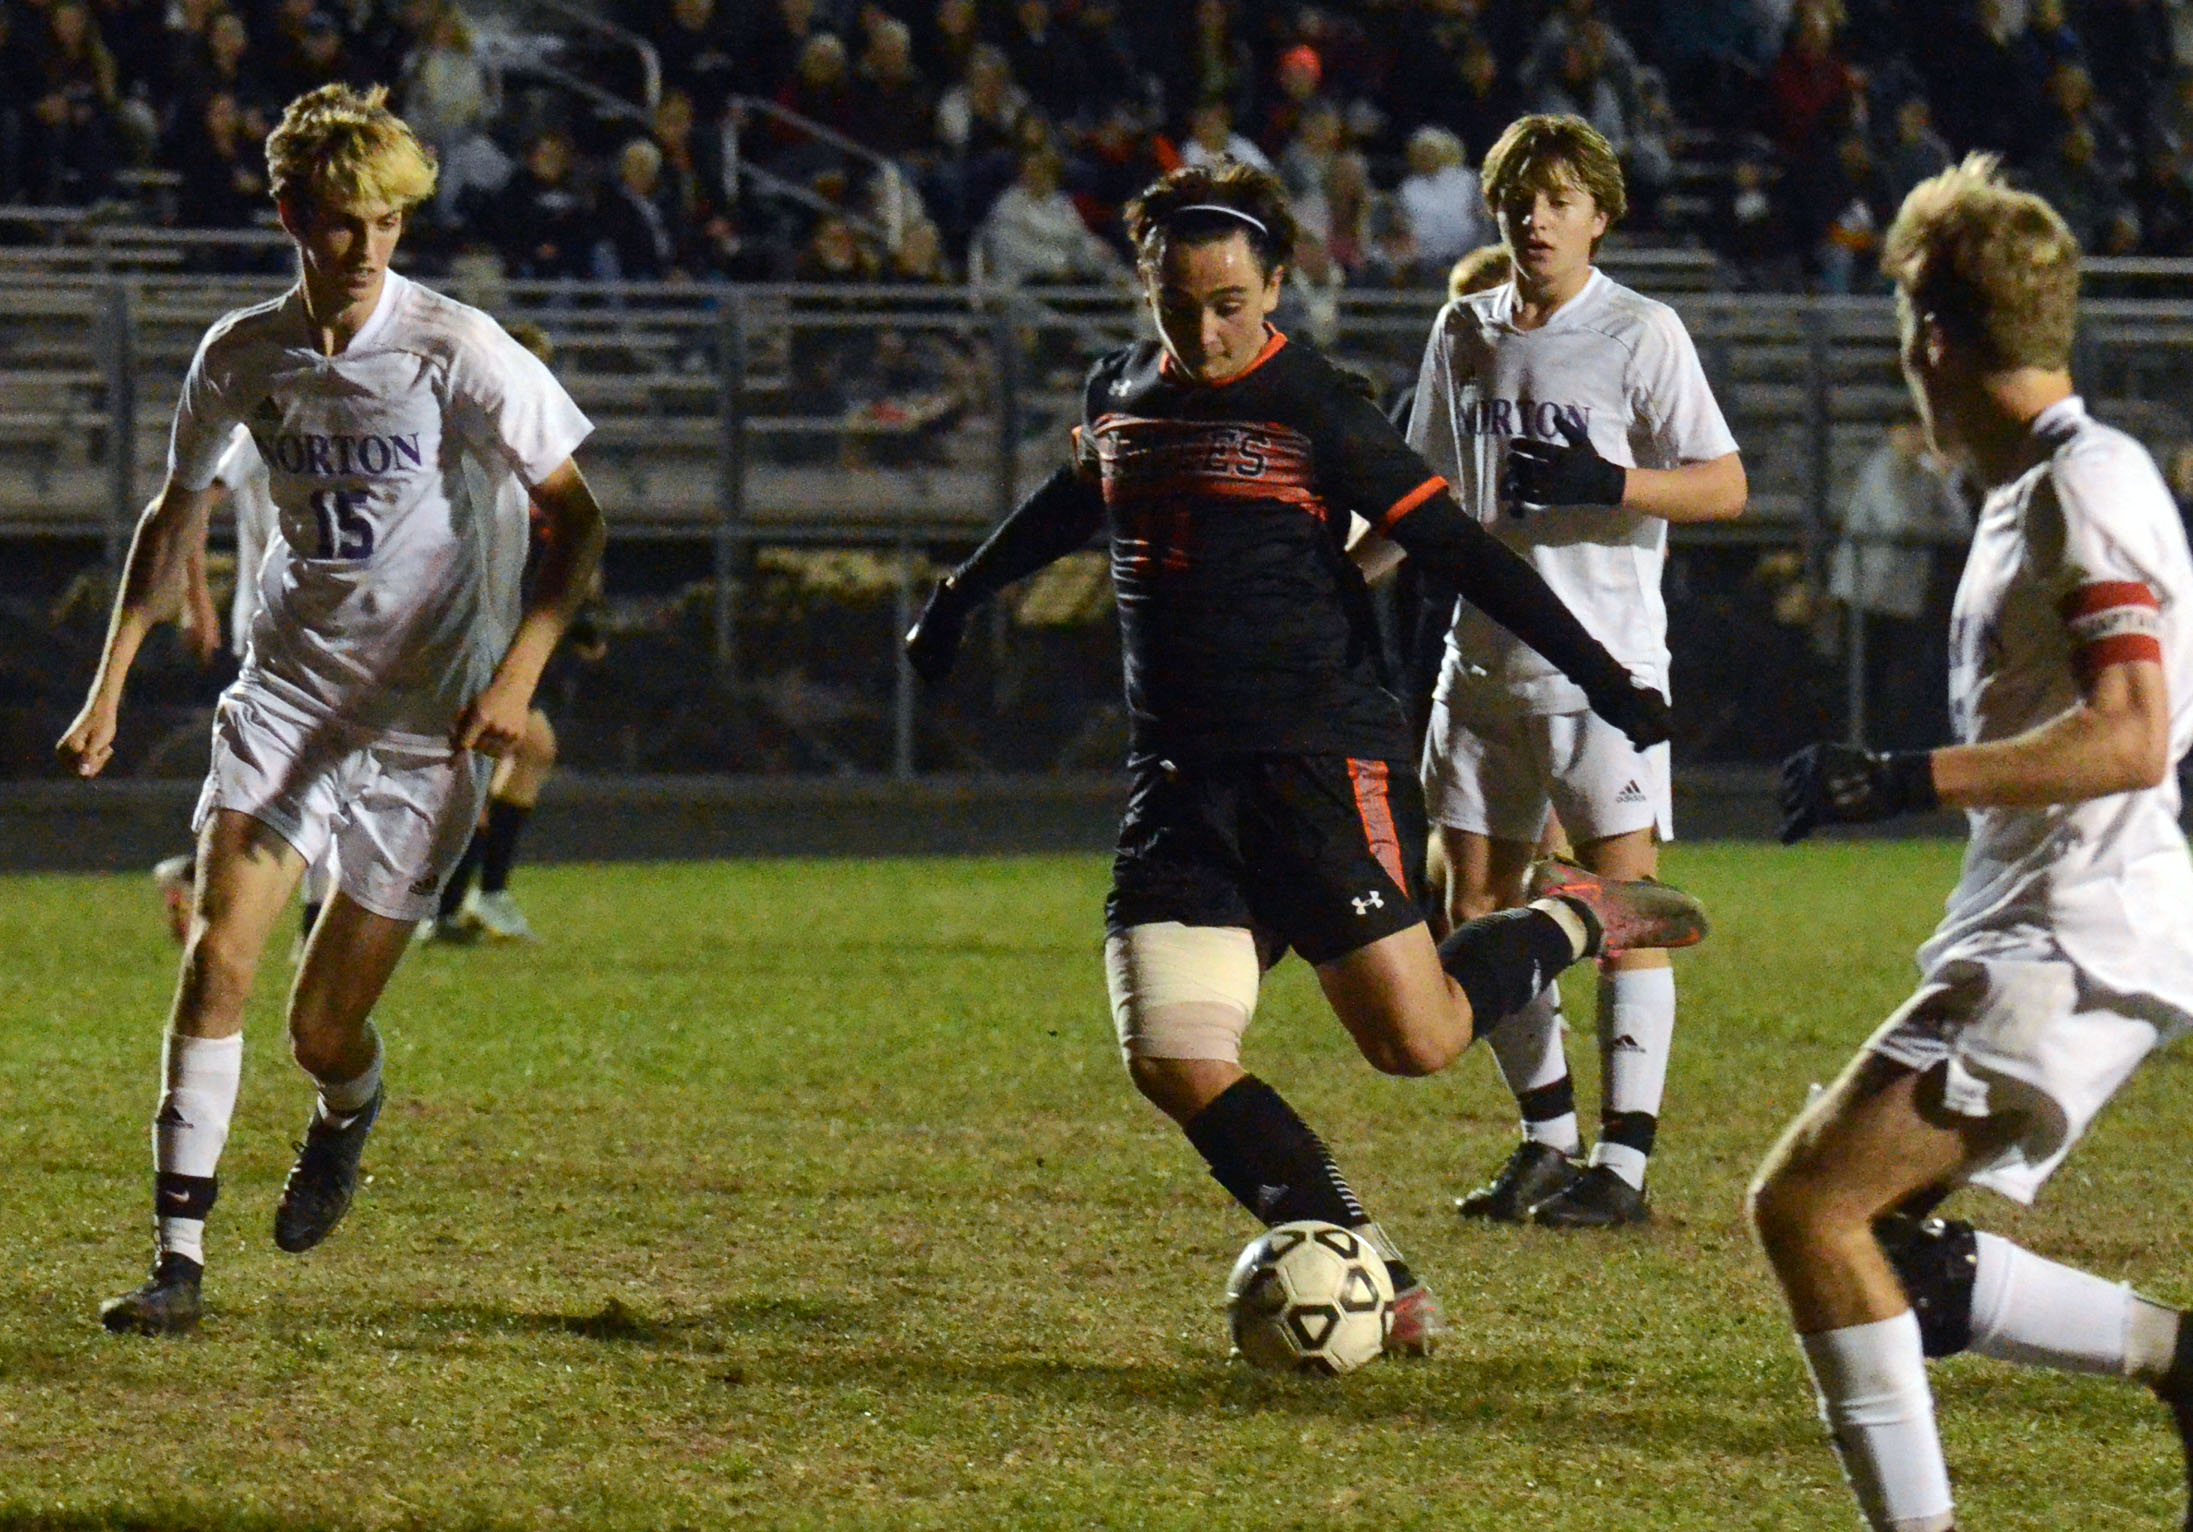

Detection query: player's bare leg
(1439, 825), (1585, 1220)
(1530, 825), (1668, 1228)
(1752, 1052), (2193, 1530)
(104, 810), (305, 1335)
(274, 892), (416, 1252)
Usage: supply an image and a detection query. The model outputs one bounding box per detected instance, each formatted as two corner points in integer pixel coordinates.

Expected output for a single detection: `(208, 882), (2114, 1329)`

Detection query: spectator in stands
(1813, 128), (1889, 291)
(2030, 121), (2135, 251)
(2078, 0), (2175, 147)
(1320, 146), (1375, 278)
(1715, 143), (1791, 283)
(1919, 0), (2022, 157)
(1000, 0), (1090, 129)
(259, 1), (343, 105)
(1443, 31), (1522, 170)
(1829, 418), (1969, 749)
(774, 31), (859, 153)
(1355, 191), (1421, 289)
(1396, 125), (1490, 274)
(595, 137), (683, 283)
(1162, 0), (1256, 130)
(1625, 65), (1677, 229)
(1063, 0), (1141, 117)
(1074, 99), (1180, 253)
(1535, 22), (1633, 160)
(1277, 100), (1343, 211)
(2137, 138), (2193, 255)
(486, 128), (592, 281)
(22, 0), (123, 204)
(169, 88), (265, 232)
(1880, 96), (1954, 210)
(1764, 1), (1858, 164)
(175, 10), (274, 140)
(653, 0), (740, 117)
(1178, 98), (1273, 174)
(886, 214), (954, 283)
(848, 17), (936, 165)
(2034, 61), (2134, 178)
(1257, 44), (1330, 160)
(975, 146), (1127, 286)
(2009, 0), (2088, 100)
(920, 0), (982, 96)
(934, 43), (1027, 244)
(398, 3), (491, 161)
(1522, 0), (1643, 116)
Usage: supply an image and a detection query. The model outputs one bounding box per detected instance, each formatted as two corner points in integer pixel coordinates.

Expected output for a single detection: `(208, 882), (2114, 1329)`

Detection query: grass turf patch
(0, 843), (2184, 1529)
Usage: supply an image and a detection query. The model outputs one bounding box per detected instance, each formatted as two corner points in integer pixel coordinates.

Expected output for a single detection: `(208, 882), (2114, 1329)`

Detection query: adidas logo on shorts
(1615, 779), (1646, 805)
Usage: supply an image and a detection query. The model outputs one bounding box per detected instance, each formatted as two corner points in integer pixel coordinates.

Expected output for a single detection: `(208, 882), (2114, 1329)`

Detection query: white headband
(1172, 203), (1270, 238)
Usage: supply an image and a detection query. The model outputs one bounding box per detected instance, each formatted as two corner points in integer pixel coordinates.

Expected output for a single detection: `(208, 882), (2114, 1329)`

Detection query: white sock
(314, 1025), (382, 1123)
(1486, 989), (1580, 1152)
(1799, 1311), (1956, 1532)
(1969, 1231), (2181, 1382)
(1527, 896), (1592, 961)
(153, 1033), (242, 1265)
(1588, 965), (1675, 1190)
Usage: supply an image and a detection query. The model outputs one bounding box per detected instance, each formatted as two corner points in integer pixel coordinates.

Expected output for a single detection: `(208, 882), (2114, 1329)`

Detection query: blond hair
(1448, 243), (1512, 300)
(1881, 153), (2079, 371)
(265, 83), (438, 214)
(1479, 113), (1627, 229)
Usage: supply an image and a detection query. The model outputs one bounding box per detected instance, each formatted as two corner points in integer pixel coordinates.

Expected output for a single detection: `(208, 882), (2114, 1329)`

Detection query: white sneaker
(470, 890), (537, 942)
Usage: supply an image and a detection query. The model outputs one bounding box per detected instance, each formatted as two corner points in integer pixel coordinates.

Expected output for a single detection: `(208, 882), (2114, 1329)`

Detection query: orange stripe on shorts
(1348, 758), (1408, 896)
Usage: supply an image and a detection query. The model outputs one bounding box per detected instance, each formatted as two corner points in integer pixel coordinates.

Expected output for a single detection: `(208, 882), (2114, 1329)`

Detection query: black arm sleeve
(948, 465), (1105, 603)
(1384, 490), (1637, 702)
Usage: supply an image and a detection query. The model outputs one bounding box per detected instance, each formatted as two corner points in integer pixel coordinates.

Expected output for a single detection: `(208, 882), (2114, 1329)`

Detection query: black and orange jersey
(1071, 329), (1439, 763)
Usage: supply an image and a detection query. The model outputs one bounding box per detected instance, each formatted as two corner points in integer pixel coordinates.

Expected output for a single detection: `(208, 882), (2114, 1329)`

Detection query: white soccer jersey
(1922, 396), (2193, 1012)
(211, 424), (277, 645)
(169, 271), (589, 741)
(1406, 269), (1738, 711)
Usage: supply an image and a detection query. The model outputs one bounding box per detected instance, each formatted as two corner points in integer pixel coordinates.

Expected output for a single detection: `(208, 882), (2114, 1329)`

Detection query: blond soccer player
(1756, 156), (2193, 1530)
(59, 84), (605, 1334)
(1406, 115), (1746, 1227)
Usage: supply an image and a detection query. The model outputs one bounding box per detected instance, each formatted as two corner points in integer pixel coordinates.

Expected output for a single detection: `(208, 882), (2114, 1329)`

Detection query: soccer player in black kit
(905, 162), (1710, 1357)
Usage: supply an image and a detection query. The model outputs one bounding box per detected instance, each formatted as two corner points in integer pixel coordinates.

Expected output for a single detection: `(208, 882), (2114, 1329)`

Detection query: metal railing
(7, 263), (2193, 775)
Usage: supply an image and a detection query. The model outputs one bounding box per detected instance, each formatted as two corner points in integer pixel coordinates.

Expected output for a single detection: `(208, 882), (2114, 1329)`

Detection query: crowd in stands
(4, 0), (2193, 290)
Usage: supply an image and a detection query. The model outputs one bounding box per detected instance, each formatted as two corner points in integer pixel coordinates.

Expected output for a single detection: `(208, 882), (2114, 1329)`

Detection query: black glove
(904, 575), (972, 684)
(1778, 743), (1940, 844)
(1588, 679), (1674, 751)
(1502, 413), (1626, 514)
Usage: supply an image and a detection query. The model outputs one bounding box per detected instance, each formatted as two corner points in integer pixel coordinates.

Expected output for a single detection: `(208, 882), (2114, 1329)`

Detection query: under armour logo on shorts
(1351, 891), (1385, 916)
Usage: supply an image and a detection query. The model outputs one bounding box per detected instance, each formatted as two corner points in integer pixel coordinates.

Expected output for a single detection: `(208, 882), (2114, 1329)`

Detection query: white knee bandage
(1104, 923), (1260, 1063)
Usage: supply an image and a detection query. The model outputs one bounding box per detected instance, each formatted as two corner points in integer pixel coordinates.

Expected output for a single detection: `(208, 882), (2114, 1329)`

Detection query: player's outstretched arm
(906, 465), (1103, 684)
(1382, 488), (1671, 748)
(57, 480), (218, 778)
(456, 458), (607, 758)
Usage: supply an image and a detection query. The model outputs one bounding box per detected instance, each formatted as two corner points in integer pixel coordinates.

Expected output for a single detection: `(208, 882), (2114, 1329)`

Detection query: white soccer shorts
(193, 685), (490, 923)
(1867, 955), (2180, 1204)
(1421, 693), (1672, 844)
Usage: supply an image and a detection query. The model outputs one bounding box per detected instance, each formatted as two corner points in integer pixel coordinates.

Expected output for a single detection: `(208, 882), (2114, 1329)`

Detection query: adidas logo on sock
(1610, 1032), (1646, 1053)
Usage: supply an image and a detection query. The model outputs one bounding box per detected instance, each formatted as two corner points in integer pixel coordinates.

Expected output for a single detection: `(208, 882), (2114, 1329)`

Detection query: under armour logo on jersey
(1109, 376), (1134, 398)
(1615, 779), (1646, 804)
(1351, 891), (1385, 916)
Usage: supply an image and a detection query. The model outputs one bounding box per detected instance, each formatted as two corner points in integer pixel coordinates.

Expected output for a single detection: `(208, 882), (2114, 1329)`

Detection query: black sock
(1181, 1075), (1369, 1229)
(1518, 1077), (1578, 1131)
(440, 831), (484, 919)
(1600, 1109), (1658, 1159)
(478, 799), (532, 895)
(300, 902), (321, 943)
(1437, 906), (1590, 1039)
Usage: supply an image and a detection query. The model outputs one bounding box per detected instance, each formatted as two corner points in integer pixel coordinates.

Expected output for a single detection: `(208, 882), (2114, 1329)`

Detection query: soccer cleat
(1385, 1281), (1449, 1357)
(1529, 1164), (1652, 1228)
(1525, 855), (1709, 956)
(273, 1084), (384, 1253)
(100, 1252), (203, 1336)
(1455, 1140), (1583, 1223)
(468, 890), (537, 943)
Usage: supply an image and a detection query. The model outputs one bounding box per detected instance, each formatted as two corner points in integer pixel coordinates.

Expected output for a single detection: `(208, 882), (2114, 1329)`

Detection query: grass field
(1, 841), (2188, 1530)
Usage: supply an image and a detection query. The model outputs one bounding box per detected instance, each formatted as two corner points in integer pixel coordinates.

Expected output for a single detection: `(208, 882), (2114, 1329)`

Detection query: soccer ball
(1225, 1220), (1394, 1376)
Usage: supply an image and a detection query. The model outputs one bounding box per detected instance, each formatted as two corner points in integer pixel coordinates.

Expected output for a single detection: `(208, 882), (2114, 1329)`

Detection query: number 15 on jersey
(308, 488), (375, 560)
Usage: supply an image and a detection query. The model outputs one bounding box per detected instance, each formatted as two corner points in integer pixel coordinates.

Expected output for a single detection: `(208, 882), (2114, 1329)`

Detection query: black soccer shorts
(1105, 754), (1429, 966)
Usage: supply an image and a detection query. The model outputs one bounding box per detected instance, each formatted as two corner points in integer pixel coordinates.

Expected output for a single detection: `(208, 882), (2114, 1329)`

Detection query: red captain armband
(2059, 580), (2164, 682)
(1375, 476), (1448, 533)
